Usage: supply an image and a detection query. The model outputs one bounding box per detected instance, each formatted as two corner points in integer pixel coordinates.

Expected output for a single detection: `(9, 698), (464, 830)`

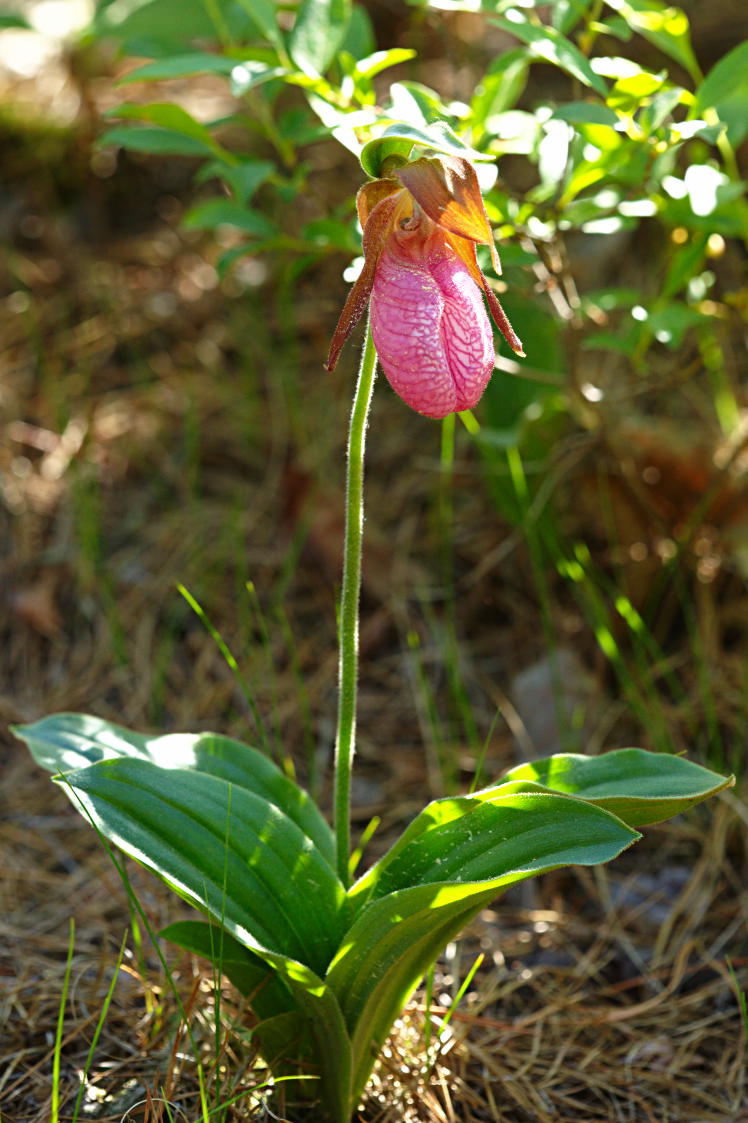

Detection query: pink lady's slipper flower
(326, 153), (524, 419)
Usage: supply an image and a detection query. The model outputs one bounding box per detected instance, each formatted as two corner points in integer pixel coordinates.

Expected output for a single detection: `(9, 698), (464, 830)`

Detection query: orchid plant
(15, 108), (733, 1123)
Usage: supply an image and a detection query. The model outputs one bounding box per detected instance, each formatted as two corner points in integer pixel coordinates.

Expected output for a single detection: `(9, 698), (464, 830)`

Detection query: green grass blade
(52, 918), (75, 1123)
(71, 930), (128, 1122)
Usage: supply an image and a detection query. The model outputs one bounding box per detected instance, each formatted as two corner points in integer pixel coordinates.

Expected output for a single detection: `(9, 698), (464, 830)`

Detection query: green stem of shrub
(334, 321), (378, 888)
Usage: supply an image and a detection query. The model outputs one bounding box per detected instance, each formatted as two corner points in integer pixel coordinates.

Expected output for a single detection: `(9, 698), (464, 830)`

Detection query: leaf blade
(334, 794), (638, 1099)
(498, 749), (733, 826)
(492, 12), (608, 96)
(289, 0), (352, 77)
(15, 713), (335, 865)
(55, 757), (344, 972)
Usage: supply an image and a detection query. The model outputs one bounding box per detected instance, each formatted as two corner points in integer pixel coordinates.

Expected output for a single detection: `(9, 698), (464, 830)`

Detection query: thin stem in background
(334, 321), (378, 887)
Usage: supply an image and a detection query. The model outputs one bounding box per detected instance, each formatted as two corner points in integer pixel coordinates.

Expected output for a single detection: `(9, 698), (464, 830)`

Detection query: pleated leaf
(332, 792), (638, 1100)
(159, 920), (294, 1015)
(498, 749), (733, 827)
(352, 788), (635, 904)
(54, 756), (353, 1120)
(15, 713), (334, 865)
(55, 757), (343, 972)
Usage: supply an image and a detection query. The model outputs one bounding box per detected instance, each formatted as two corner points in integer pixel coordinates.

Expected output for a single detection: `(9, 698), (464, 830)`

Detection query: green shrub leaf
(105, 102), (223, 147)
(196, 158), (275, 204)
(118, 53), (238, 84)
(232, 0), (287, 56)
(98, 126), (214, 156)
(694, 41), (748, 147)
(492, 12), (608, 97)
(290, 0), (352, 77)
(182, 199), (278, 238)
(604, 0), (701, 82)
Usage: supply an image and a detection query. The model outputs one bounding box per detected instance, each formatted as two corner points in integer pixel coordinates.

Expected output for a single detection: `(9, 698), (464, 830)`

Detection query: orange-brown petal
(395, 154), (502, 275)
(325, 188), (407, 372)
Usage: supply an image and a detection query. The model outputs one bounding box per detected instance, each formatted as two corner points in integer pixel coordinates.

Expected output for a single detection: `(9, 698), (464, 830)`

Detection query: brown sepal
(325, 189), (406, 372)
(481, 277), (525, 356)
(396, 154), (502, 275)
(356, 178), (401, 228)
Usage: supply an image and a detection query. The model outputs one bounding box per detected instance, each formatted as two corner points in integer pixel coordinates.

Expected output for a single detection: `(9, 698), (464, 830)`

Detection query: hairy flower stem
(334, 321), (378, 887)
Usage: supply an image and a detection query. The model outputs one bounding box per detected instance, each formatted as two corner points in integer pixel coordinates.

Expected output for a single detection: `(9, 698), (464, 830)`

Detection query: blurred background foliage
(1, 0), (748, 785)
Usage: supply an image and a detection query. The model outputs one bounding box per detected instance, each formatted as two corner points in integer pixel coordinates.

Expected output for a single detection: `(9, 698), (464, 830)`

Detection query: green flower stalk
(334, 321), (377, 885)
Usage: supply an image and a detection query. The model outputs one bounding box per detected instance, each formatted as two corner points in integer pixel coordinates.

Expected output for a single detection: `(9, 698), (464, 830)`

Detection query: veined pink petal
(369, 231), (495, 419)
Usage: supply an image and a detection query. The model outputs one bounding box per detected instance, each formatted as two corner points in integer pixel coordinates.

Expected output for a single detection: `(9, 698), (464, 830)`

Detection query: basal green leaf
(51, 758), (344, 970)
(289, 0), (352, 77)
(492, 11), (608, 97)
(499, 749), (733, 826)
(16, 713), (334, 866)
(160, 920), (293, 1013)
(353, 790), (639, 903)
(331, 890), (482, 1103)
(334, 795), (637, 1100)
(162, 919), (351, 1120)
(53, 754), (355, 1119)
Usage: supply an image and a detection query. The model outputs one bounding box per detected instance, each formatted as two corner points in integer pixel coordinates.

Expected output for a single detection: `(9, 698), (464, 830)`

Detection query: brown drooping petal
(479, 274), (525, 357)
(395, 154), (503, 275)
(444, 232), (524, 356)
(325, 189), (407, 372)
